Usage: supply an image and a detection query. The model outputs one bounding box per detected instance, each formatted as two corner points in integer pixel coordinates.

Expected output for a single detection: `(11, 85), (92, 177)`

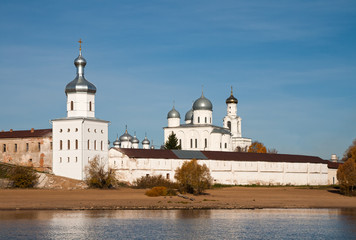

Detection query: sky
(0, 0), (355, 160)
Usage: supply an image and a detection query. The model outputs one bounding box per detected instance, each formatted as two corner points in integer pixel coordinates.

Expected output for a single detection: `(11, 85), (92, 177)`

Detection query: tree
(267, 148), (278, 154)
(248, 141), (267, 153)
(9, 166), (38, 188)
(337, 139), (356, 195)
(174, 159), (212, 194)
(164, 132), (181, 150)
(85, 156), (117, 189)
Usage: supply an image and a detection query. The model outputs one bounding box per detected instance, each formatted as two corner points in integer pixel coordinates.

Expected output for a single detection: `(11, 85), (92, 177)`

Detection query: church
(164, 88), (252, 152)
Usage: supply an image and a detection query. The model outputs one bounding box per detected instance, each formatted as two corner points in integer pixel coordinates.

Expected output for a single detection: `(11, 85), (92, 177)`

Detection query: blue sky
(0, 0), (355, 159)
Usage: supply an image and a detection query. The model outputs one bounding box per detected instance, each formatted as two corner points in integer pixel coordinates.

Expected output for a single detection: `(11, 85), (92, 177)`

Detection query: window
(190, 139), (193, 148)
(67, 140), (70, 150)
(60, 140), (63, 150)
(38, 142), (41, 151)
(101, 141), (103, 151)
(75, 140), (78, 149)
(75, 128), (78, 132)
(205, 138), (207, 148)
(166, 173), (170, 179)
(67, 128), (70, 132)
(60, 157), (62, 163)
(3, 144), (6, 152)
(225, 143), (227, 149)
(75, 157), (78, 163)
(195, 139), (197, 148)
(14, 144), (17, 152)
(67, 157), (70, 163)
(205, 117), (207, 123)
(179, 139), (182, 147)
(71, 101), (74, 110)
(227, 121), (231, 131)
(26, 143), (29, 152)
(94, 140), (97, 150)
(89, 101), (92, 111)
(87, 140), (90, 150)
(198, 117), (200, 123)
(50, 142), (53, 150)
(210, 118), (211, 123)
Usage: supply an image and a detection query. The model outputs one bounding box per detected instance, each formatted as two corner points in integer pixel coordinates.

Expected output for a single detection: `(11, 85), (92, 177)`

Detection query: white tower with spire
(223, 87), (251, 151)
(52, 40), (109, 180)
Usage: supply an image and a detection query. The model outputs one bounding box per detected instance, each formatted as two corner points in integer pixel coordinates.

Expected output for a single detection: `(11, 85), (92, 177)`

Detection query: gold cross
(78, 39), (82, 51)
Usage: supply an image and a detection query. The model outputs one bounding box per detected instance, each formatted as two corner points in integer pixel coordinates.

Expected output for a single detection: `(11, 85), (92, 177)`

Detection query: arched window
(59, 140), (62, 150)
(89, 101), (92, 111)
(225, 143), (227, 149)
(198, 117), (200, 123)
(195, 139), (198, 148)
(205, 138), (207, 148)
(67, 140), (70, 150)
(94, 140), (97, 150)
(227, 121), (231, 131)
(75, 140), (78, 149)
(205, 117), (207, 123)
(101, 141), (103, 151)
(190, 139), (193, 148)
(87, 140), (90, 150)
(71, 101), (74, 110)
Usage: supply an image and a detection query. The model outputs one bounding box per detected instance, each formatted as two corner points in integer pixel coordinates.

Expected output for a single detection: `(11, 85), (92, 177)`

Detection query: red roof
(116, 148), (327, 164)
(327, 161), (342, 169)
(0, 129), (52, 139)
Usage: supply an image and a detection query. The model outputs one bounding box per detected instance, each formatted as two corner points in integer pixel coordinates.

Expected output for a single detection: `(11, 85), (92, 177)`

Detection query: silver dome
(185, 108), (193, 121)
(193, 93), (213, 111)
(132, 135), (139, 144)
(113, 137), (120, 147)
(119, 129), (133, 142)
(142, 136), (150, 145)
(167, 106), (180, 119)
(65, 52), (97, 94)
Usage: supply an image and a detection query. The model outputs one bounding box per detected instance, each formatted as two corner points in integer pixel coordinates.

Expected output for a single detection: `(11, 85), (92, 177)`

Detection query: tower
(223, 87), (241, 138)
(52, 40), (109, 180)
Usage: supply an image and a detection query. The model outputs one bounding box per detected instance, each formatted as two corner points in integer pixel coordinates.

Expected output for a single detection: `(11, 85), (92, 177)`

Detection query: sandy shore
(0, 187), (355, 210)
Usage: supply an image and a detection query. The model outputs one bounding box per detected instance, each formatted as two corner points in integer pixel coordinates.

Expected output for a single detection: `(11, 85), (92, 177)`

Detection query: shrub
(175, 159), (213, 195)
(9, 166), (38, 188)
(85, 156), (117, 189)
(145, 186), (168, 197)
(133, 175), (177, 189)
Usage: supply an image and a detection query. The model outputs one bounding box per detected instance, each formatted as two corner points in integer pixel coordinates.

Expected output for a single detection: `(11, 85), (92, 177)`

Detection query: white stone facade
(164, 90), (251, 152)
(52, 49), (109, 180)
(108, 149), (329, 186)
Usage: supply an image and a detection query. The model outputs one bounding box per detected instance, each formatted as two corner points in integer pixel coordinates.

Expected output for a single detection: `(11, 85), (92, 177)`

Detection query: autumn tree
(175, 159), (212, 194)
(9, 166), (38, 188)
(248, 141), (267, 153)
(164, 132), (181, 150)
(337, 139), (356, 195)
(85, 156), (117, 189)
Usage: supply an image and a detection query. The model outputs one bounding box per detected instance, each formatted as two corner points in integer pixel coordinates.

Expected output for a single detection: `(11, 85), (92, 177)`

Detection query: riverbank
(0, 187), (355, 210)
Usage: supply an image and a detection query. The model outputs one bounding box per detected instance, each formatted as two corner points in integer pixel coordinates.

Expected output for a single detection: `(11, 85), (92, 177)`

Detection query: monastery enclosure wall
(109, 149), (329, 186)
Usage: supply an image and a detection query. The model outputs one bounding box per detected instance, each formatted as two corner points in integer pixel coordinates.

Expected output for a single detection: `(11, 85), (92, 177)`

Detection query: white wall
(108, 149), (329, 186)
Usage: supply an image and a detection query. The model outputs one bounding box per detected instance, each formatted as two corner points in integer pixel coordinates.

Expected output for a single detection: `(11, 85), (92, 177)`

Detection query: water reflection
(0, 209), (355, 240)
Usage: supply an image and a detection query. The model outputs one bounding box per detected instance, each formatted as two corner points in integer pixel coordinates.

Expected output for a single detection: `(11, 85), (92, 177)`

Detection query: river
(0, 209), (355, 239)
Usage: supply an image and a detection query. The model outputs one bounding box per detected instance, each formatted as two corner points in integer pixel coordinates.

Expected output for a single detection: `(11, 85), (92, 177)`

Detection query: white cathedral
(163, 89), (252, 152)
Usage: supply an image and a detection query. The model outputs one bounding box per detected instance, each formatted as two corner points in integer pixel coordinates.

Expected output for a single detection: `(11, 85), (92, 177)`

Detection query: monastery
(0, 45), (341, 185)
